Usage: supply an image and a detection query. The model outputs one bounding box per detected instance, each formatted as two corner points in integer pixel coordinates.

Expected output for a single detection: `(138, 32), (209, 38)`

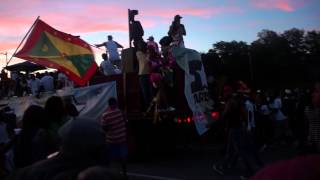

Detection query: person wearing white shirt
(58, 71), (74, 89)
(271, 92), (287, 144)
(99, 53), (116, 76)
(40, 72), (54, 92)
(259, 97), (272, 151)
(28, 74), (40, 96)
(58, 72), (74, 88)
(58, 72), (67, 86)
(272, 96), (287, 121)
(245, 97), (255, 131)
(95, 35), (123, 69)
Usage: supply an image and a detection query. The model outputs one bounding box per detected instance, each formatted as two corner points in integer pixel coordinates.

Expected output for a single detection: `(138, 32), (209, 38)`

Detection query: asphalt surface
(112, 143), (299, 180)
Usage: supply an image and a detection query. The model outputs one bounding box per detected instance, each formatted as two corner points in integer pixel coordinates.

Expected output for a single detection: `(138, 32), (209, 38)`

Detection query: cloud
(0, 0), (243, 34)
(0, 17), (35, 35)
(0, 42), (17, 52)
(143, 6), (243, 19)
(41, 14), (128, 33)
(0, 1), (243, 49)
(0, 2), (129, 52)
(0, 1), (129, 33)
(250, 0), (309, 12)
(0, 34), (21, 52)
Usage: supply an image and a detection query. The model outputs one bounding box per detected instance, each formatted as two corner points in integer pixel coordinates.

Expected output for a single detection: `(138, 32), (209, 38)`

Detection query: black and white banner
(173, 47), (212, 135)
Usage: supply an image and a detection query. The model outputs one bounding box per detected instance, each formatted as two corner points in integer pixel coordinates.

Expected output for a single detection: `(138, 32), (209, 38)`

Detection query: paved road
(115, 144), (298, 180)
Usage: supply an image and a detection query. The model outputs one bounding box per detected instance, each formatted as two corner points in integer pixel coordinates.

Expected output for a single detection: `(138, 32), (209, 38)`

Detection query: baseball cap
(174, 14), (182, 20)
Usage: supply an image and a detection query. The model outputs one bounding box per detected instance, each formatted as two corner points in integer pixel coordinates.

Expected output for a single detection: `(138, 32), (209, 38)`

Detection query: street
(121, 143), (298, 180)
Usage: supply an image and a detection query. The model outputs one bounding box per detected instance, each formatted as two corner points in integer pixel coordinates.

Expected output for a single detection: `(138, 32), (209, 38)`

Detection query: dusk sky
(0, 0), (319, 68)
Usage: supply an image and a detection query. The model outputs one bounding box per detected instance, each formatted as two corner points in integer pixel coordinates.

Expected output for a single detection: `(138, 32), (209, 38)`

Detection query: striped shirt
(101, 107), (127, 144)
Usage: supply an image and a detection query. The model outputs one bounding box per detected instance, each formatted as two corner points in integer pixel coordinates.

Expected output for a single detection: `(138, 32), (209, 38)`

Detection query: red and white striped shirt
(100, 107), (127, 144)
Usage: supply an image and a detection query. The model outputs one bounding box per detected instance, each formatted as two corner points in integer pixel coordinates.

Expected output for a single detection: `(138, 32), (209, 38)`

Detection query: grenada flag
(15, 19), (97, 86)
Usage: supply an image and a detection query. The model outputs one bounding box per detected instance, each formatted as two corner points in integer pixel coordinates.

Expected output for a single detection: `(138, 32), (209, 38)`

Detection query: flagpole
(6, 16), (40, 67)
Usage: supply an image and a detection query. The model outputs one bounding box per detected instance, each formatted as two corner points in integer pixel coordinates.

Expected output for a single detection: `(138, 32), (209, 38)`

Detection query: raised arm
(115, 42), (123, 48)
(94, 42), (105, 48)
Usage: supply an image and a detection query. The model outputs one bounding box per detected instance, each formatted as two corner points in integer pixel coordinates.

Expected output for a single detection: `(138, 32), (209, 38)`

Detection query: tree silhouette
(202, 28), (320, 90)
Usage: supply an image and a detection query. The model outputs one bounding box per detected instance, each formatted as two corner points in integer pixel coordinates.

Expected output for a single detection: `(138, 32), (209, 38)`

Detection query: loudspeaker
(121, 47), (138, 73)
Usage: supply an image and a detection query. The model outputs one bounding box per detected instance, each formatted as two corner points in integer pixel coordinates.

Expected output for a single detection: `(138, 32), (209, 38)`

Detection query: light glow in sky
(0, 0), (319, 68)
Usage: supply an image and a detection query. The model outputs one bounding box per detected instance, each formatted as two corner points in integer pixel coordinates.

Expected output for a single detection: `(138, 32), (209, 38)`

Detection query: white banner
(172, 47), (212, 135)
(71, 81), (117, 121)
(1, 81), (117, 122)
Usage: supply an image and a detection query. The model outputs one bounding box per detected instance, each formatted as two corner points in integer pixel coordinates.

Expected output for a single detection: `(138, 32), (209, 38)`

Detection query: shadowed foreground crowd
(210, 81), (320, 179)
(0, 96), (127, 180)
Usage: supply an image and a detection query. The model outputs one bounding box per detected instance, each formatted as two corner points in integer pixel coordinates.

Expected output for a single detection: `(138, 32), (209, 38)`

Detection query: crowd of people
(134, 15), (186, 121)
(0, 13), (188, 179)
(0, 70), (73, 99)
(1, 79), (319, 179)
(136, 35), (177, 116)
(0, 13), (319, 179)
(211, 81), (320, 178)
(96, 14), (186, 122)
(0, 95), (127, 179)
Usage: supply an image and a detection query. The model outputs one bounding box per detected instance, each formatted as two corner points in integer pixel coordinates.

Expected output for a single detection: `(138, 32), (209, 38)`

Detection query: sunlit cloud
(250, 0), (309, 12)
(0, 43), (17, 52)
(143, 6), (243, 19)
(0, 0), (319, 69)
(0, 1), (244, 55)
(0, 17), (35, 35)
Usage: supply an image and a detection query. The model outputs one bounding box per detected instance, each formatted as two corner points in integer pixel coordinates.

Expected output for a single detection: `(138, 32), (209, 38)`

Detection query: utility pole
(128, 9), (131, 48)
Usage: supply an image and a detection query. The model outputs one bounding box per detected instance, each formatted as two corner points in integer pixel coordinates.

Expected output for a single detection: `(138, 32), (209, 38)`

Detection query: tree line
(202, 28), (320, 90)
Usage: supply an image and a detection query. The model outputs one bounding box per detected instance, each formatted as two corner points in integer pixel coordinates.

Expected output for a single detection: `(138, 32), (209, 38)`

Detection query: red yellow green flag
(15, 19), (97, 86)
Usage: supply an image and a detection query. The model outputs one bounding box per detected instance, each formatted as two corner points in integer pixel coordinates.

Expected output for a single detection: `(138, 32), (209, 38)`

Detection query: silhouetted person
(0, 110), (10, 176)
(44, 96), (67, 152)
(271, 91), (287, 144)
(0, 69), (9, 98)
(147, 36), (159, 54)
(64, 97), (79, 119)
(100, 98), (128, 176)
(168, 15), (186, 47)
(129, 9), (144, 48)
(159, 36), (177, 108)
(13, 105), (54, 168)
(213, 94), (263, 177)
(7, 118), (107, 180)
(16, 74), (28, 97)
(136, 41), (152, 110)
(28, 74), (40, 97)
